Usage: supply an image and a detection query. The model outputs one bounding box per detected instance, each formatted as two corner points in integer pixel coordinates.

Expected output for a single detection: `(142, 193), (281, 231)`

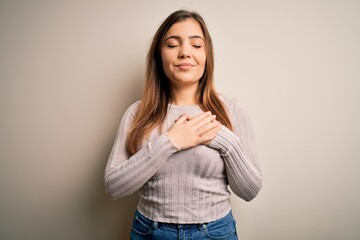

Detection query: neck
(170, 83), (199, 106)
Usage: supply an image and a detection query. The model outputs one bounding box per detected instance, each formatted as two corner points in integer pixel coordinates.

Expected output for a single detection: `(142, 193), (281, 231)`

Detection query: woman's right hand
(167, 111), (221, 151)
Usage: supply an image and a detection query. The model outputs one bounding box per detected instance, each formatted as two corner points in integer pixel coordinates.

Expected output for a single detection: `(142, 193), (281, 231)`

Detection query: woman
(104, 10), (263, 240)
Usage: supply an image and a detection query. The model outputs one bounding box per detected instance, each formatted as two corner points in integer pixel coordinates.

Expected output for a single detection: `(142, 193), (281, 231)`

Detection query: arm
(209, 99), (263, 201)
(104, 102), (178, 199)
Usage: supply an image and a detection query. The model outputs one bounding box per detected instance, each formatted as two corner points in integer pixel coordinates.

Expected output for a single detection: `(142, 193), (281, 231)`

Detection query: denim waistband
(134, 210), (233, 230)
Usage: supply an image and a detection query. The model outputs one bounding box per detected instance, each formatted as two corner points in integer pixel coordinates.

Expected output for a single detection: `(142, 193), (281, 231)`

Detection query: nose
(178, 45), (191, 59)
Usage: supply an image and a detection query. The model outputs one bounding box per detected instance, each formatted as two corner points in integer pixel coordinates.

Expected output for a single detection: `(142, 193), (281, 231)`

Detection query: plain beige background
(1, 0), (359, 239)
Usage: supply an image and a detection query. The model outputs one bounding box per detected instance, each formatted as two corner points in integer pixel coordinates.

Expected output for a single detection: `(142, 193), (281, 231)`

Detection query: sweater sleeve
(209, 98), (263, 201)
(104, 102), (179, 200)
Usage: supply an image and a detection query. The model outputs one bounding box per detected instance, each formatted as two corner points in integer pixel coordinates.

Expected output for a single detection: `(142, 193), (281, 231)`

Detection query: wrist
(166, 131), (181, 151)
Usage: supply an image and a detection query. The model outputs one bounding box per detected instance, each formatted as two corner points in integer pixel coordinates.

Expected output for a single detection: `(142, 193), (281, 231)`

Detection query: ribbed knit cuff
(148, 133), (180, 158)
(209, 126), (238, 156)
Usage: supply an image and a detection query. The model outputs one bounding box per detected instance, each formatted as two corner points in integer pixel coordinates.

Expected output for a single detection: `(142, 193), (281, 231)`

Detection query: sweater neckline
(168, 103), (201, 110)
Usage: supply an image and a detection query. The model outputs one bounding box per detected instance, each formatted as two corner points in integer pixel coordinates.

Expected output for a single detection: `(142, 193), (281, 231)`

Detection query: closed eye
(167, 44), (179, 48)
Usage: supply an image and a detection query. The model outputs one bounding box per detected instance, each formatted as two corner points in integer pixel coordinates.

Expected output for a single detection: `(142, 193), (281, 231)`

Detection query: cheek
(196, 51), (207, 66)
(160, 55), (174, 78)
(201, 57), (206, 67)
(162, 58), (172, 70)
(198, 56), (207, 71)
(161, 52), (174, 69)
(199, 55), (207, 76)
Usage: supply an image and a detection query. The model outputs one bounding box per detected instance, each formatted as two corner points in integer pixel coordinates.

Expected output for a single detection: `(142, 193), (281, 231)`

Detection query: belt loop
(152, 221), (158, 229)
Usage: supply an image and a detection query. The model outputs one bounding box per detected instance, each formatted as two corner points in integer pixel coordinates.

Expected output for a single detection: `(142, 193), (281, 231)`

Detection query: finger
(188, 111), (212, 126)
(211, 119), (219, 124)
(175, 113), (188, 124)
(193, 114), (216, 130)
(197, 135), (215, 145)
(196, 120), (221, 135)
(200, 124), (222, 138)
(199, 126), (221, 146)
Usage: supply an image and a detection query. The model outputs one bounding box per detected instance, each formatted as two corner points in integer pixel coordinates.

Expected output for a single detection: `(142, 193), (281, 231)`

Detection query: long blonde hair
(126, 10), (233, 155)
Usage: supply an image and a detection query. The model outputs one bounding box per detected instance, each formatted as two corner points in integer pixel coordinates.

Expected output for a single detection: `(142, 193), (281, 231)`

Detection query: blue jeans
(130, 210), (238, 240)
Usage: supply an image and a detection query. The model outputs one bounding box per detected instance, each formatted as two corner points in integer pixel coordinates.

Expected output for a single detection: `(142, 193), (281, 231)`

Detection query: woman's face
(161, 18), (206, 87)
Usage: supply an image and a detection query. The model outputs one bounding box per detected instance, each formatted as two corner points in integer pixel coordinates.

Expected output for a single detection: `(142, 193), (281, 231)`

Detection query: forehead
(165, 18), (204, 39)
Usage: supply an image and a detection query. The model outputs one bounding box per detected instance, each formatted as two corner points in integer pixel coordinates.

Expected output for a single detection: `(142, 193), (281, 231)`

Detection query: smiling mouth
(175, 63), (195, 70)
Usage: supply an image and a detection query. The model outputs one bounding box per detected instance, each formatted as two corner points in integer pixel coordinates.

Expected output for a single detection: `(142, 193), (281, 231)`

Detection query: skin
(163, 18), (221, 150)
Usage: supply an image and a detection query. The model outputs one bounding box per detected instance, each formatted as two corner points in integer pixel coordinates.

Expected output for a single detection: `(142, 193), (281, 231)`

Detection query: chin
(174, 78), (199, 84)
(173, 75), (201, 82)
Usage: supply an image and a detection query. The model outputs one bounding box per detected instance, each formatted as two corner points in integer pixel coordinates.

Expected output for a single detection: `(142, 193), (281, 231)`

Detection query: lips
(175, 63), (195, 70)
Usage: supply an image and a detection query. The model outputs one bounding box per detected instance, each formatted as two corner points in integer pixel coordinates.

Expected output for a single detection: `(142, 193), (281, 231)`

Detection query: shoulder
(126, 101), (141, 115)
(217, 93), (247, 116)
(217, 94), (254, 135)
(121, 101), (141, 122)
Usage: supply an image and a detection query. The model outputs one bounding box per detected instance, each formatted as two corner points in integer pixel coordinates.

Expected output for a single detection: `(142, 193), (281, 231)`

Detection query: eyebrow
(164, 35), (205, 42)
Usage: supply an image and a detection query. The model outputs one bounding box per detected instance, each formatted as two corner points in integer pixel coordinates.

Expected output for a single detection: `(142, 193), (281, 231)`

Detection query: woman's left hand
(200, 119), (222, 145)
(183, 114), (222, 145)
